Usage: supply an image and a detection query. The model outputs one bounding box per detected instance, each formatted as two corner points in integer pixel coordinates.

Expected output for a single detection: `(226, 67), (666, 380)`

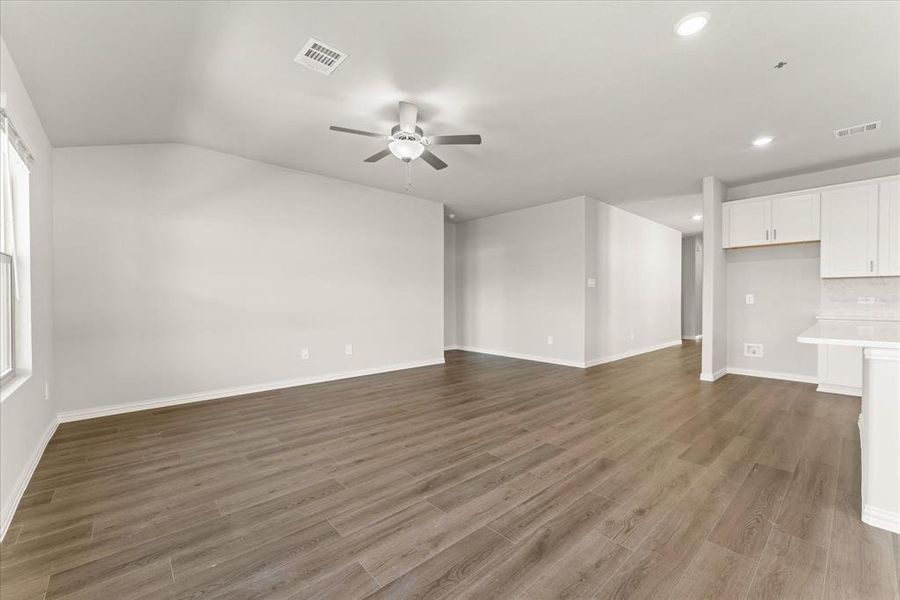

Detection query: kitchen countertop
(797, 319), (900, 350)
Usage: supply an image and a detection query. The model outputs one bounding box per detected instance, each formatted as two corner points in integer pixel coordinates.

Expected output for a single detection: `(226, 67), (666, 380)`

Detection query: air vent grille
(834, 120), (881, 139)
(294, 38), (347, 75)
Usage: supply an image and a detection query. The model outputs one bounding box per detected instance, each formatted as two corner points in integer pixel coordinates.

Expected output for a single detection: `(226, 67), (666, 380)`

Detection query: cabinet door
(817, 344), (862, 395)
(724, 199), (770, 248)
(771, 193), (820, 243)
(821, 184), (878, 277)
(877, 179), (900, 276)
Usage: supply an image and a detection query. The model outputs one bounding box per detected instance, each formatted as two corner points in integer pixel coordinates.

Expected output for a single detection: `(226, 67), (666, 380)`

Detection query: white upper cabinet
(771, 193), (820, 244)
(820, 183), (878, 278)
(877, 179), (900, 276)
(724, 176), (898, 278)
(723, 198), (770, 247)
(723, 192), (819, 248)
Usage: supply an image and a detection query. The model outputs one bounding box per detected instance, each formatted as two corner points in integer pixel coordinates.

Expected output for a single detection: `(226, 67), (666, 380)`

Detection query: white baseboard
(725, 367), (818, 384)
(455, 346), (585, 368)
(816, 383), (862, 397)
(444, 345), (460, 351)
(862, 505), (900, 534)
(57, 358), (445, 423)
(1, 416), (58, 542)
(458, 340), (683, 370)
(682, 335), (702, 341)
(585, 340), (684, 368)
(699, 368), (727, 382)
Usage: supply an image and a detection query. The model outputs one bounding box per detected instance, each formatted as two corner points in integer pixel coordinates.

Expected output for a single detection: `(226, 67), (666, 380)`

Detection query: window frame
(1, 107), (32, 390)
(0, 251), (13, 384)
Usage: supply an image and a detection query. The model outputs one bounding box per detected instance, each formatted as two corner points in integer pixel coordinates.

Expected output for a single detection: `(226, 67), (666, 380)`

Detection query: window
(1, 109), (31, 387)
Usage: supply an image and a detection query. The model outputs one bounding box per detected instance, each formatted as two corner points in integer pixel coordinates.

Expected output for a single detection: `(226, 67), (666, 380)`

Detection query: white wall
(444, 222), (457, 348)
(0, 38), (56, 539)
(681, 235), (703, 339)
(585, 197), (682, 364)
(728, 156), (900, 201)
(701, 176), (727, 381)
(726, 245), (821, 379)
(454, 195), (681, 367)
(52, 143), (444, 416)
(455, 197), (587, 366)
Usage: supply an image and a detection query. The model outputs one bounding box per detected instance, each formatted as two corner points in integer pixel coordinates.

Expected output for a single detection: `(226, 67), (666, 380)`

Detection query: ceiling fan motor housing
(391, 124), (424, 143)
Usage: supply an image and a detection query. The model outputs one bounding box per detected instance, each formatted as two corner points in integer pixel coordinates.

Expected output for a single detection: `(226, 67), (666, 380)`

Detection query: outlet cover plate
(744, 343), (764, 358)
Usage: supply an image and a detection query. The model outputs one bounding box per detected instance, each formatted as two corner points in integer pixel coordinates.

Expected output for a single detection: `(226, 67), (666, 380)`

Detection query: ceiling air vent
(833, 120), (881, 139)
(294, 38), (347, 75)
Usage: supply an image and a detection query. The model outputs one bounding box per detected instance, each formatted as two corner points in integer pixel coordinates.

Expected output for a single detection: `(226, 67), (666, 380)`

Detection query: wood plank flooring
(1, 342), (898, 599)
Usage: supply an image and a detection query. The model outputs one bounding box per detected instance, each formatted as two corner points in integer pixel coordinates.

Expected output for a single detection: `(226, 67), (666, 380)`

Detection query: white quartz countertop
(797, 319), (900, 349)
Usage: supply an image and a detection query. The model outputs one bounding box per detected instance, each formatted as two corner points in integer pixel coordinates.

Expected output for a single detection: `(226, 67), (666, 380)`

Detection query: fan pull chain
(404, 161), (412, 191)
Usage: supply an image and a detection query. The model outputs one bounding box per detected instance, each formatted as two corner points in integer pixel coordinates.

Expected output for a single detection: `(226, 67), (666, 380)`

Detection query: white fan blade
(398, 101), (418, 133)
(420, 150), (448, 170)
(426, 134), (482, 145)
(330, 126), (385, 138)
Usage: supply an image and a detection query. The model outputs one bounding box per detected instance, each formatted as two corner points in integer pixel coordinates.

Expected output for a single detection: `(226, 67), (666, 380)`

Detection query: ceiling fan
(329, 101), (481, 170)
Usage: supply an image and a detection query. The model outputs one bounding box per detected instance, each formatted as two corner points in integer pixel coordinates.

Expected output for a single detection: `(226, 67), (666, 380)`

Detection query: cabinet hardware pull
(870, 260), (874, 272)
(774, 229), (777, 240)
(766, 230), (769, 241)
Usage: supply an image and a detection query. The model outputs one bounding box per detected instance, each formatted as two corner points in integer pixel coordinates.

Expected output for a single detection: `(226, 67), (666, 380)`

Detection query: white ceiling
(2, 1), (898, 223)
(618, 194), (704, 235)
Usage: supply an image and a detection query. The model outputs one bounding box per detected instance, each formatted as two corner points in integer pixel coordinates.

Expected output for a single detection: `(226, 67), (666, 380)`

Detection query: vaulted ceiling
(2, 1), (898, 221)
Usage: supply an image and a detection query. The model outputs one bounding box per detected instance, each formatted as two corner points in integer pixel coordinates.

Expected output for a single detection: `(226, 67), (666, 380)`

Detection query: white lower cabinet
(817, 343), (862, 396)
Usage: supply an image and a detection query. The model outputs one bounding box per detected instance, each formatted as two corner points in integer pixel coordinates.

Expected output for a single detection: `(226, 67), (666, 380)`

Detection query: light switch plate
(587, 278), (596, 288)
(547, 336), (554, 345)
(745, 294), (754, 305)
(345, 344), (353, 355)
(301, 348), (310, 360)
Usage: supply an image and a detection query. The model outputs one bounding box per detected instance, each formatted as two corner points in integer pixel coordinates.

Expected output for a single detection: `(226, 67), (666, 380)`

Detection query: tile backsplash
(820, 277), (900, 320)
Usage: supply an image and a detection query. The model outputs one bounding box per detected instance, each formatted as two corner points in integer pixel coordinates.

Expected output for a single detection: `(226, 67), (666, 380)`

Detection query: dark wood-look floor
(2, 343), (899, 600)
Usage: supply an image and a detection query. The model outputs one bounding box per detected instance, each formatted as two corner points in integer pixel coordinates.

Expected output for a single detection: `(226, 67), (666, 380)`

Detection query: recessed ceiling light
(752, 136), (774, 147)
(691, 214), (703, 221)
(675, 12), (710, 36)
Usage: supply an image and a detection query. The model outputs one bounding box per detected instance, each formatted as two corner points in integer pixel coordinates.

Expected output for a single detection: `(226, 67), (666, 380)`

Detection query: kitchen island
(798, 319), (900, 533)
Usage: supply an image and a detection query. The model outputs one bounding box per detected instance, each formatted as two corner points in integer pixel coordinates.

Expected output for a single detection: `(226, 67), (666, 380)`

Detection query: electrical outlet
(547, 336), (554, 345)
(301, 348), (310, 360)
(587, 278), (596, 288)
(744, 343), (764, 358)
(745, 294), (755, 305)
(857, 297), (876, 305)
(345, 344), (353, 356)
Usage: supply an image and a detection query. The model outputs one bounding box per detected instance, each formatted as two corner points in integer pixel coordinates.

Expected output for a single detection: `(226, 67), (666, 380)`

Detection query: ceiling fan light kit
(329, 100), (482, 173)
(389, 139), (425, 162)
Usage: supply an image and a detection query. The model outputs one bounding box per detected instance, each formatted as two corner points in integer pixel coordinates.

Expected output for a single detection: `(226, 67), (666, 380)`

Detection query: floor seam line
(357, 558), (383, 588)
(741, 521), (774, 600)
